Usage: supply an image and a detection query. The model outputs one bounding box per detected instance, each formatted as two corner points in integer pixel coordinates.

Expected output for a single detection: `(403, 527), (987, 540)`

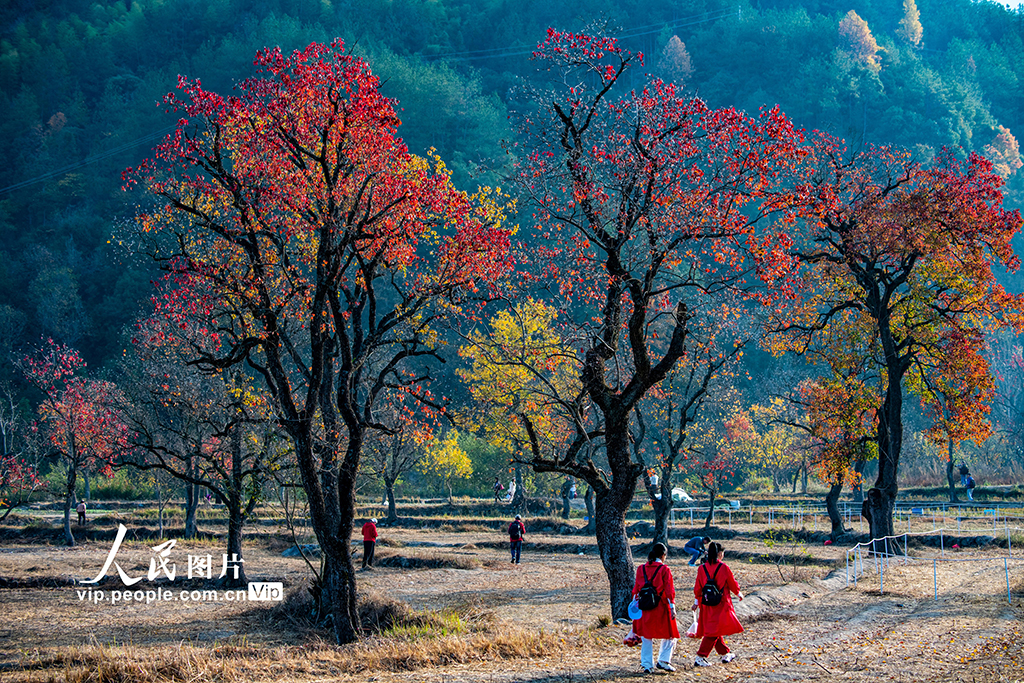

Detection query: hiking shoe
(721, 653), (736, 663)
(694, 656), (712, 667)
(656, 662), (676, 672)
(641, 667), (654, 674)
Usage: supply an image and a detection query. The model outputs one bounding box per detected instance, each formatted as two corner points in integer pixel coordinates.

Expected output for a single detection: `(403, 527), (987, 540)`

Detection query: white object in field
(672, 488), (693, 502)
(730, 500), (741, 509)
(650, 474), (659, 488)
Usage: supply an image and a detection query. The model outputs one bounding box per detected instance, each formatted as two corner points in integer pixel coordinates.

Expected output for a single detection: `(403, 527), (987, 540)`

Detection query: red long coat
(693, 560), (743, 637)
(631, 560), (680, 639)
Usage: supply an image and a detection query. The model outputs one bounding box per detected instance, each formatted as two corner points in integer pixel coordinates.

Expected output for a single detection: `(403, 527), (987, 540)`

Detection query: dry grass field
(0, 506), (1021, 683)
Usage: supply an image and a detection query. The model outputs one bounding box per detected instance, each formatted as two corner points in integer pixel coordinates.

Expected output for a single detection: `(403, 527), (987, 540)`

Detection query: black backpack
(637, 564), (663, 611)
(701, 564), (724, 607)
(509, 521), (522, 540)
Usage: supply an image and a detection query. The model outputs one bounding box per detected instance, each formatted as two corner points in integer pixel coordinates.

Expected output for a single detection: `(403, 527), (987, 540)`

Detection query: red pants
(697, 636), (730, 657)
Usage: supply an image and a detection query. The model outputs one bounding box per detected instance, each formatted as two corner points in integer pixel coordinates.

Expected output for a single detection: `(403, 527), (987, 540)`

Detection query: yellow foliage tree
(984, 125), (1023, 179)
(735, 398), (802, 493)
(458, 298), (582, 460)
(897, 0), (923, 47)
(418, 430), (472, 503)
(839, 10), (881, 74)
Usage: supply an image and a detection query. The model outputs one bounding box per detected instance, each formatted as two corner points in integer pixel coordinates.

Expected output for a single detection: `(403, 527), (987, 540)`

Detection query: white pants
(640, 637), (676, 669)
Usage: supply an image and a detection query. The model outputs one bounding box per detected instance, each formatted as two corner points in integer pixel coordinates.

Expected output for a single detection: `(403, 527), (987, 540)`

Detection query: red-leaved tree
(508, 28), (806, 619)
(127, 40), (511, 643)
(19, 340), (128, 546)
(781, 138), (1024, 539)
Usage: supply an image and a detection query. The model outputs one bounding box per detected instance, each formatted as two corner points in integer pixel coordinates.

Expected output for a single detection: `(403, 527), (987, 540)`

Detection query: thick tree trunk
(64, 462), (77, 547)
(594, 488), (635, 621)
(222, 502), (247, 586)
(871, 358), (903, 541)
(584, 485), (596, 534)
(945, 443), (959, 504)
(825, 482), (846, 540)
(385, 477), (398, 524)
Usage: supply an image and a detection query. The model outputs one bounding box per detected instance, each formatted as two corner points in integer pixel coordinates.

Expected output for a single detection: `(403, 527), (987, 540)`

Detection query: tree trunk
(184, 480), (199, 539)
(222, 501), (247, 586)
(584, 485), (596, 534)
(945, 442), (959, 503)
(156, 477), (165, 540)
(651, 494), (671, 548)
(222, 419), (247, 586)
(82, 469), (90, 500)
(385, 477), (398, 524)
(825, 482), (846, 540)
(871, 356), (904, 541)
(594, 487), (635, 621)
(801, 463), (808, 494)
(511, 464), (527, 515)
(703, 487), (716, 530)
(852, 451), (866, 503)
(64, 463), (77, 547)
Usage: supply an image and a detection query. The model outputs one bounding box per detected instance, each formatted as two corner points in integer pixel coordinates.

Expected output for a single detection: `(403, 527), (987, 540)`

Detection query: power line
(0, 125), (176, 196)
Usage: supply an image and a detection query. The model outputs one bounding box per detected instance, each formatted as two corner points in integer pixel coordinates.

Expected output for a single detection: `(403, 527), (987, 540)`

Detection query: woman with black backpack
(630, 542), (680, 673)
(691, 542), (744, 667)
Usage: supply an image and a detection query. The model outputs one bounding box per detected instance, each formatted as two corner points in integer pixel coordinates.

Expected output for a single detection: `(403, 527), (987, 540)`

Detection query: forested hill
(2, 0), (1023, 379)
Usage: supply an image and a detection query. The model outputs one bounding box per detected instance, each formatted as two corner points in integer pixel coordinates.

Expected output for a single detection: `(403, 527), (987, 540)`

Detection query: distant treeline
(2, 0), (1024, 378)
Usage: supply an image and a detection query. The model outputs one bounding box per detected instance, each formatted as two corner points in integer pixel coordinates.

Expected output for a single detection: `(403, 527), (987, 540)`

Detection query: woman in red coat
(691, 542), (744, 666)
(631, 542), (680, 673)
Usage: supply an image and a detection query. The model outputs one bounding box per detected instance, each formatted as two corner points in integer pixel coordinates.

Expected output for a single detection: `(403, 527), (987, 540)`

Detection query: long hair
(647, 542), (667, 563)
(708, 542), (723, 564)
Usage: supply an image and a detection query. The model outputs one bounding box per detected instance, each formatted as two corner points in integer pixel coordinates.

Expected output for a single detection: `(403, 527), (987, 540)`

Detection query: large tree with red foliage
(128, 41), (511, 643)
(509, 29), (806, 619)
(779, 138), (1024, 539)
(19, 340), (127, 546)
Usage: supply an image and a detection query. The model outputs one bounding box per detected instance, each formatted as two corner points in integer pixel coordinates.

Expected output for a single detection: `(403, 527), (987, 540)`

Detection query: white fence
(670, 502), (1024, 536)
(844, 528), (1023, 604)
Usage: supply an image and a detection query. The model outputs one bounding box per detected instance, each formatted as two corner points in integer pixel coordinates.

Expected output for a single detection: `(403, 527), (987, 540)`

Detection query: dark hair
(702, 536), (712, 544)
(708, 542), (723, 564)
(647, 542), (667, 563)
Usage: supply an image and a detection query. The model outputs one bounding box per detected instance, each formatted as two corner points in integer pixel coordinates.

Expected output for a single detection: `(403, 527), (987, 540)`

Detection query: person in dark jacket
(691, 542), (743, 666)
(683, 536), (711, 566)
(361, 518), (378, 569)
(508, 514), (525, 563)
(632, 542), (680, 672)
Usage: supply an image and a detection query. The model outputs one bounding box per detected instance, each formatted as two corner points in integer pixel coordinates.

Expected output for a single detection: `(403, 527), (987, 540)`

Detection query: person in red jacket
(508, 514), (525, 564)
(631, 542), (680, 673)
(361, 518), (378, 569)
(691, 542), (744, 666)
